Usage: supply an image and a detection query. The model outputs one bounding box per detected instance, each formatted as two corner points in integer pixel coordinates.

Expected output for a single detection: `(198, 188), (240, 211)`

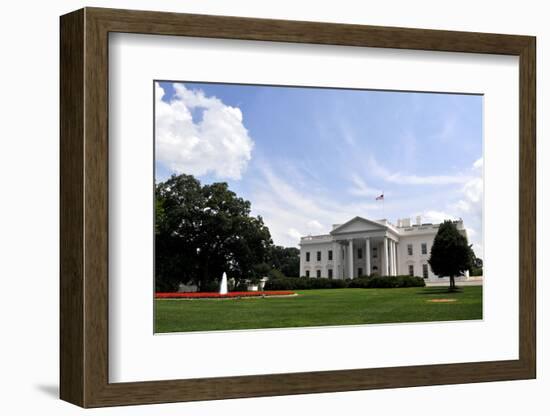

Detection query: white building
(299, 216), (470, 283)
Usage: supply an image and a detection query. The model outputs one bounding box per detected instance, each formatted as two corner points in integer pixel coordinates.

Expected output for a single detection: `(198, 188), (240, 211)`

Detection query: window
(408, 264), (414, 276)
(358, 268), (363, 277)
(422, 264), (429, 279)
(328, 250), (333, 261)
(421, 243), (427, 255)
(316, 270), (321, 278)
(328, 269), (333, 279)
(306, 252), (310, 262)
(357, 248), (363, 259)
(407, 244), (413, 255)
(373, 247), (378, 258)
(317, 251), (321, 261)
(305, 270), (310, 277)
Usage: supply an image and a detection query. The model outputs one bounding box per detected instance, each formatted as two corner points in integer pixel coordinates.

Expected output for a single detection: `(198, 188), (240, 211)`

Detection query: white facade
(299, 216), (470, 283)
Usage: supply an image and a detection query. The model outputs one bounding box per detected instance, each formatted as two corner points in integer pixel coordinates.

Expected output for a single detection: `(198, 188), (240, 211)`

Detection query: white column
(382, 237), (389, 276)
(388, 240), (393, 276)
(392, 240), (397, 275)
(389, 240), (394, 276)
(365, 237), (371, 276)
(393, 242), (398, 275)
(331, 242), (338, 278)
(343, 244), (347, 279)
(340, 245), (345, 278)
(348, 239), (354, 279)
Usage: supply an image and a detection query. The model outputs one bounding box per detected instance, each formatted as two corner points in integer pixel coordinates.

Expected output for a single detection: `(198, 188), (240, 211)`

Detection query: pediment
(330, 216), (386, 235)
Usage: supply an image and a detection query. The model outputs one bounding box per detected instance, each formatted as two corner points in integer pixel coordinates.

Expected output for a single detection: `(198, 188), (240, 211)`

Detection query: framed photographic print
(60, 7), (536, 408)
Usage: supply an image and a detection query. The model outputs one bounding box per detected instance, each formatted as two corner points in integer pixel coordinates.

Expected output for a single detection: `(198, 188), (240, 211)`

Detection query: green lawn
(155, 286), (483, 333)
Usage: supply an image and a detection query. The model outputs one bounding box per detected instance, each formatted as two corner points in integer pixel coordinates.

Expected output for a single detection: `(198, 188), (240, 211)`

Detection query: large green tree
(155, 174), (272, 291)
(268, 246), (300, 277)
(428, 220), (474, 291)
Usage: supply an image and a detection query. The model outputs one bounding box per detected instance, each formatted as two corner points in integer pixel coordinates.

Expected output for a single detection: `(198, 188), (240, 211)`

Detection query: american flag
(375, 194), (384, 201)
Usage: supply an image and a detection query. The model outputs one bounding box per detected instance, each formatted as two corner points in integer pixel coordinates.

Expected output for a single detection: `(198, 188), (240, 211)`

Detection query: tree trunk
(449, 275), (456, 291)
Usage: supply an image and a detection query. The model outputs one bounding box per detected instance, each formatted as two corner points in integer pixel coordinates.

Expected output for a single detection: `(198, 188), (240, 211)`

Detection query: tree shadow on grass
(416, 287), (463, 296)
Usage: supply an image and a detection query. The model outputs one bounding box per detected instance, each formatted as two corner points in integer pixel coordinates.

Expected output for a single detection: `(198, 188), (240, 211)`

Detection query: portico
(336, 235), (398, 279)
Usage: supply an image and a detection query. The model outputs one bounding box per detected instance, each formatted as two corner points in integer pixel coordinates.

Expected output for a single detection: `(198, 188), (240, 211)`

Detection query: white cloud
(249, 157), (484, 257)
(306, 220), (324, 231)
(438, 158), (483, 258)
(286, 228), (302, 242)
(433, 114), (457, 142)
(339, 122), (357, 147)
(454, 159), (483, 258)
(251, 163), (383, 247)
(456, 178), (483, 214)
(473, 157), (483, 169)
(155, 82), (254, 180)
(420, 210), (458, 224)
(391, 172), (470, 185)
(471, 242), (484, 260)
(407, 158), (483, 258)
(367, 156), (471, 185)
(455, 158), (483, 216)
(348, 174), (383, 197)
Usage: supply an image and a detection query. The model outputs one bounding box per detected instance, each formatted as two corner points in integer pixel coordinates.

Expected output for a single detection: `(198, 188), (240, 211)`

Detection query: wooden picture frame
(60, 7), (536, 408)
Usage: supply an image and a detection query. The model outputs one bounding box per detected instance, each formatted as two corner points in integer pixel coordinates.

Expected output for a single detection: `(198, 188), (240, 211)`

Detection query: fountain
(219, 272), (228, 295)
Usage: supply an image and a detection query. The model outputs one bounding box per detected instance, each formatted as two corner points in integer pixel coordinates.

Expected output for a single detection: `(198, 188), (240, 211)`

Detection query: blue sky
(155, 81), (483, 258)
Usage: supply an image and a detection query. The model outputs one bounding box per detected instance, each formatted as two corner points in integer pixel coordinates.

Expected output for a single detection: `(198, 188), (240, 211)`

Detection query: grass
(154, 286), (483, 333)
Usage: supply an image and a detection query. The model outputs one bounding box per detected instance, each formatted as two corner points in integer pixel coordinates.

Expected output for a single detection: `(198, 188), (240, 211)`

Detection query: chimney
(402, 218), (411, 227)
(416, 215), (421, 226)
(397, 219), (402, 227)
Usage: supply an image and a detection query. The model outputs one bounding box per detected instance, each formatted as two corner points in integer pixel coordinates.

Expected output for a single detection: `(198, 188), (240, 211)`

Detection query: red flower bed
(155, 291), (295, 299)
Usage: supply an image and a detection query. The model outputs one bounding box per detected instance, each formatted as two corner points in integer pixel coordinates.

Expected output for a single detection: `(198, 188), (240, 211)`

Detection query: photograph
(153, 81), (484, 333)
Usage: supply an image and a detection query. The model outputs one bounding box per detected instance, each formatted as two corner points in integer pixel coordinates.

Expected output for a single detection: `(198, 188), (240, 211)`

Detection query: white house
(299, 216), (470, 283)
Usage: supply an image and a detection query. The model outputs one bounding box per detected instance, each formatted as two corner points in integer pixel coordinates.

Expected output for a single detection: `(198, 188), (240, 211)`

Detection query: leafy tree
(155, 174), (272, 291)
(154, 197), (165, 235)
(428, 220), (474, 291)
(472, 257), (483, 269)
(469, 256), (483, 276)
(252, 263), (271, 280)
(267, 268), (286, 280)
(268, 246), (300, 277)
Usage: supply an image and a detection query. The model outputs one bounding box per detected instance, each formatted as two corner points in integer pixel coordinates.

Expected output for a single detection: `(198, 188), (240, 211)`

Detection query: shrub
(200, 280), (221, 292)
(264, 277), (343, 290)
(362, 275), (425, 288)
(470, 267), (483, 276)
(327, 279), (347, 289)
(264, 275), (425, 290)
(232, 281), (249, 292)
(346, 277), (374, 288)
(267, 268), (286, 280)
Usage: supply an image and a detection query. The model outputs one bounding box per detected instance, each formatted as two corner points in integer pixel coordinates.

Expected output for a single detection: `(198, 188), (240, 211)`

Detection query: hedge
(264, 275), (425, 290)
(347, 275), (425, 288)
(264, 277), (347, 290)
